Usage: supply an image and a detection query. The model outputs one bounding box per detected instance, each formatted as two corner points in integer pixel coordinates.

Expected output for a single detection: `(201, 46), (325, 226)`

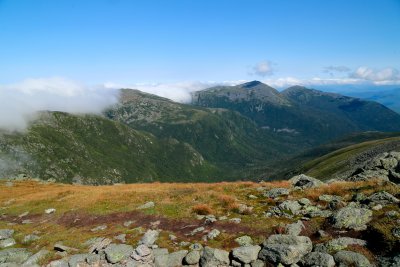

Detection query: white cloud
(351, 66), (400, 82)
(251, 61), (275, 77)
(0, 77), (119, 131)
(104, 80), (246, 103)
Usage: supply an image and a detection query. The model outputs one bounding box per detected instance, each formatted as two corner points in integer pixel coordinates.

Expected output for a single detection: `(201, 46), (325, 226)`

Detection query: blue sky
(1, 0), (400, 91)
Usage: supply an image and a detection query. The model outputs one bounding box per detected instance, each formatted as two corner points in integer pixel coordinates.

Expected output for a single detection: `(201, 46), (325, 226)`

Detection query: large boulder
(334, 250), (372, 267)
(314, 237), (367, 254)
(200, 247), (230, 267)
(264, 188), (290, 199)
(366, 191), (400, 206)
(0, 230), (14, 240)
(279, 200), (302, 215)
(0, 248), (32, 264)
(231, 245), (261, 264)
(259, 234), (312, 265)
(289, 174), (323, 189)
(301, 252), (335, 267)
(104, 244), (134, 264)
(167, 250), (188, 266)
(331, 207), (372, 230)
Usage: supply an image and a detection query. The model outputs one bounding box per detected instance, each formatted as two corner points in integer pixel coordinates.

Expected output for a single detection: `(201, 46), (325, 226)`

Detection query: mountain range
(1, 81), (400, 184)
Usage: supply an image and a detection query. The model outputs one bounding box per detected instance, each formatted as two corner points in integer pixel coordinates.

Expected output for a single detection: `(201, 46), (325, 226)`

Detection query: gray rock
(319, 195), (342, 202)
(137, 201), (155, 209)
(68, 254), (90, 267)
(200, 247), (230, 267)
(392, 227), (400, 238)
(348, 169), (390, 182)
(301, 252), (335, 267)
(235, 235), (253, 246)
(298, 198), (312, 206)
(54, 243), (78, 253)
(23, 234), (40, 243)
(124, 220), (134, 227)
(289, 174), (323, 189)
(207, 229), (220, 240)
(0, 238), (16, 249)
(238, 204), (253, 214)
(279, 200), (302, 215)
(264, 188), (290, 198)
(131, 244), (154, 264)
(0, 248), (32, 264)
(314, 237), (367, 254)
(285, 220), (305, 236)
(185, 250), (201, 265)
(332, 207), (372, 230)
(45, 208), (56, 214)
(0, 230), (14, 240)
(367, 191), (399, 206)
(259, 234), (312, 265)
(114, 233), (126, 243)
(251, 259), (266, 267)
(22, 249), (49, 266)
(190, 227), (205, 236)
(334, 250), (372, 267)
(140, 229), (159, 246)
(167, 250), (188, 266)
(87, 237), (112, 253)
(232, 245), (261, 264)
(45, 259), (69, 267)
(189, 243), (203, 251)
(229, 218), (241, 224)
(91, 225), (107, 232)
(104, 244), (134, 263)
(154, 248), (169, 267)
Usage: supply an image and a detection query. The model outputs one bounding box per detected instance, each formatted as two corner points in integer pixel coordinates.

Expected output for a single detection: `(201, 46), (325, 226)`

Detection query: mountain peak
(240, 80), (264, 88)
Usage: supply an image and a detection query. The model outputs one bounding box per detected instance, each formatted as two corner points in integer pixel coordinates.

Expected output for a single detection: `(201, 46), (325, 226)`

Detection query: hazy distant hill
(343, 87), (400, 113)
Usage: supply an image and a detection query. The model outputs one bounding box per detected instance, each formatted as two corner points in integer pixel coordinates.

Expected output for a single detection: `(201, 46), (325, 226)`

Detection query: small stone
(123, 220), (134, 227)
(114, 234), (126, 243)
(235, 235), (253, 246)
(137, 201), (155, 209)
(169, 234), (177, 241)
(91, 225), (107, 232)
(190, 227), (205, 236)
(248, 194), (258, 199)
(229, 218), (241, 224)
(285, 220), (305, 236)
(45, 208), (56, 214)
(23, 234), (40, 243)
(206, 229), (220, 240)
(372, 204), (383, 211)
(139, 229), (159, 246)
(18, 211), (29, 218)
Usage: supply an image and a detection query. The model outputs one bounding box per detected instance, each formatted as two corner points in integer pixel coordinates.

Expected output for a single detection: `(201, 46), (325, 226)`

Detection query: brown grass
(192, 204), (213, 215)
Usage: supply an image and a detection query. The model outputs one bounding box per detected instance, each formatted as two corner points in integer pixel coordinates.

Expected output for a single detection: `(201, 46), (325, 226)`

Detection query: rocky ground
(0, 174), (399, 266)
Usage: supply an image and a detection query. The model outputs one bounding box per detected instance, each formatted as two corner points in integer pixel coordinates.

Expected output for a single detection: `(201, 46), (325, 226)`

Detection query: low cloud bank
(0, 77), (119, 131)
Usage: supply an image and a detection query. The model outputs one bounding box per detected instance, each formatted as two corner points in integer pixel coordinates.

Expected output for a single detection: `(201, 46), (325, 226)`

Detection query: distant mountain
(105, 89), (298, 179)
(0, 111), (221, 183)
(342, 88), (400, 114)
(192, 81), (400, 146)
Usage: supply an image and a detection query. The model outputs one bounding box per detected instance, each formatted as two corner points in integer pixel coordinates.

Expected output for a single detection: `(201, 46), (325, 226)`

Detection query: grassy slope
(1, 179), (398, 264)
(295, 136), (400, 181)
(267, 132), (400, 180)
(0, 112), (221, 183)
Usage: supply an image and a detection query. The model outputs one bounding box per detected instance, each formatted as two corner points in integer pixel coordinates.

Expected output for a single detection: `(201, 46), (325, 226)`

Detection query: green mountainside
(105, 89), (297, 178)
(192, 81), (400, 146)
(0, 111), (221, 183)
